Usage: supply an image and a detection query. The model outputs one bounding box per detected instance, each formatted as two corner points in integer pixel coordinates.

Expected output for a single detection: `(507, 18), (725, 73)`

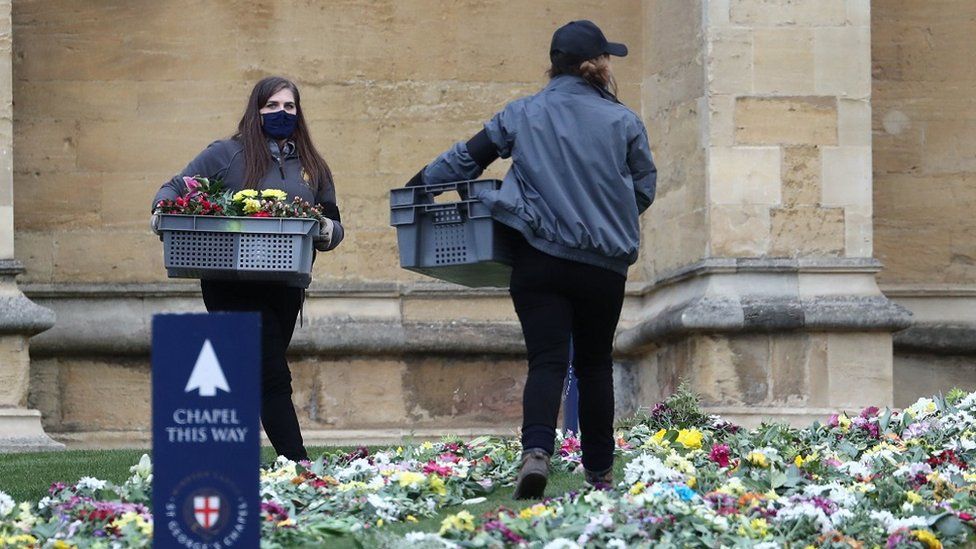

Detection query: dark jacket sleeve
(314, 182), (344, 251)
(627, 123), (657, 215)
(152, 140), (234, 211)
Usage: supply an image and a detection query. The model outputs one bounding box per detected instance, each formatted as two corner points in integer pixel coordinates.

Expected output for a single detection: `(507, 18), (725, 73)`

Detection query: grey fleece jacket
(422, 75), (655, 275)
(153, 138), (344, 251)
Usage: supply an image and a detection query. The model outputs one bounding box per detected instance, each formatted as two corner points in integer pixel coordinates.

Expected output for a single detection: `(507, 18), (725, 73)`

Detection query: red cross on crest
(193, 494), (221, 529)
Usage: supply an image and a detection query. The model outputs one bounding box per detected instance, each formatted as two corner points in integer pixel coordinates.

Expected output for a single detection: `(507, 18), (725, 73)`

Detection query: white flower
(869, 510), (929, 533)
(803, 482), (856, 507)
(130, 454), (152, 478)
(830, 508), (854, 528)
(404, 532), (459, 547)
(838, 459), (873, 479)
(906, 397), (938, 419)
(0, 491), (14, 518)
(543, 539), (581, 549)
(623, 453), (683, 485)
(958, 391), (976, 410)
(773, 502), (832, 534)
(76, 476), (107, 491)
(754, 543), (782, 549)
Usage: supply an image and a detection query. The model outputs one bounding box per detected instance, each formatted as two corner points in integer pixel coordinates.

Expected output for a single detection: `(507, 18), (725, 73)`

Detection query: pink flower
(438, 452), (461, 463)
(709, 443), (731, 468)
(422, 461), (453, 477)
(183, 176), (202, 197)
(860, 406), (880, 418)
(559, 436), (581, 456)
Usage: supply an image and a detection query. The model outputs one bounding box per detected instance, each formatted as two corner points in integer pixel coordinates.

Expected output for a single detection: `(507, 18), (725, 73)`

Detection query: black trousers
(509, 239), (626, 473)
(200, 280), (309, 462)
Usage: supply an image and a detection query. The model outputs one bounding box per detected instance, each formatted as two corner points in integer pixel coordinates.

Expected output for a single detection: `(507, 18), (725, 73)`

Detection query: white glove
(150, 212), (161, 235)
(313, 218), (334, 249)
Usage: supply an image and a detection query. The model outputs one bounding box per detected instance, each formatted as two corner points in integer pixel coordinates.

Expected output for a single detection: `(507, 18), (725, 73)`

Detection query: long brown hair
(547, 54), (618, 97)
(234, 76), (334, 193)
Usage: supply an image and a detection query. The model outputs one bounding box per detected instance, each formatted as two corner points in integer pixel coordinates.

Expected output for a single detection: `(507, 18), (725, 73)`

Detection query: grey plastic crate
(390, 179), (515, 288)
(158, 214), (318, 287)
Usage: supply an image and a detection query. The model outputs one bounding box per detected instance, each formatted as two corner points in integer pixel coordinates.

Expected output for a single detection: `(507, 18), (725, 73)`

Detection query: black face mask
(262, 110), (298, 139)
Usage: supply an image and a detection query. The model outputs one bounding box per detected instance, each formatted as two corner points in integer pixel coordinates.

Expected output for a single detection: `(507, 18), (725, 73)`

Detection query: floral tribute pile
(153, 176), (324, 220)
(2, 388), (975, 548)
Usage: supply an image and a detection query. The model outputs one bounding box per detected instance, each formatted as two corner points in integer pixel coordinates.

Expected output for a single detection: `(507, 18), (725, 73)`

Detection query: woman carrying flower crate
(151, 76), (344, 462)
(408, 21), (656, 498)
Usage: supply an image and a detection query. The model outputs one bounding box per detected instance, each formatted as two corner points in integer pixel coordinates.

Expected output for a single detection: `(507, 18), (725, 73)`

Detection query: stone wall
(873, 1), (976, 286)
(11, 0), (643, 285)
(10, 1), (646, 442)
(872, 1), (976, 404)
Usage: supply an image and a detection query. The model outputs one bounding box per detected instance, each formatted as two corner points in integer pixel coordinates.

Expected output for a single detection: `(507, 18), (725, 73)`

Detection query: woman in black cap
(152, 76), (344, 463)
(408, 20), (656, 498)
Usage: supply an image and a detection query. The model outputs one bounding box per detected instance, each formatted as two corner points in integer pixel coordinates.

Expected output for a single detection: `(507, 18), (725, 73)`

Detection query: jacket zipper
(275, 155), (285, 180)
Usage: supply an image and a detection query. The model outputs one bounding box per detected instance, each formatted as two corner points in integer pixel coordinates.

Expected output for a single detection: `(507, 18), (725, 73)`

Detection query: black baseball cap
(550, 20), (628, 65)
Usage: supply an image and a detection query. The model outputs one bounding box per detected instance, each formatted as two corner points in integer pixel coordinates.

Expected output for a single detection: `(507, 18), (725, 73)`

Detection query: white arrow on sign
(184, 339), (231, 397)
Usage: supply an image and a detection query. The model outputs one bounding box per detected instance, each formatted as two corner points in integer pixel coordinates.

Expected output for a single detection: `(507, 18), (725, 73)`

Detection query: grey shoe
(584, 466), (613, 489)
(513, 448), (550, 499)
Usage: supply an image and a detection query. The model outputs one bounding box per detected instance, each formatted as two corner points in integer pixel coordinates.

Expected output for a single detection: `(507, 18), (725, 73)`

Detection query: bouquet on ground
(153, 176), (324, 220)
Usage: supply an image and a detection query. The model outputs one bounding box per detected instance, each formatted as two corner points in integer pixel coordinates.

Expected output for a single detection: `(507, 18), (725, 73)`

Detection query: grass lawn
(0, 445), (623, 541)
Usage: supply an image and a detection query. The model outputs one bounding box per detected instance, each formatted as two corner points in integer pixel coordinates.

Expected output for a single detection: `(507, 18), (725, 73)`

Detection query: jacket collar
(268, 139), (297, 159)
(544, 74), (620, 104)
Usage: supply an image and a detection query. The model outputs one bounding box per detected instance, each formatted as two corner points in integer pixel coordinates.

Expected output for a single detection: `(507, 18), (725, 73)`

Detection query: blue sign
(152, 313), (260, 548)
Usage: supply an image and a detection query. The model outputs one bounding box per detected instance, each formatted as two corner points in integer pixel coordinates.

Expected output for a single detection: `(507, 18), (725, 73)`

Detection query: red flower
(250, 211), (272, 218)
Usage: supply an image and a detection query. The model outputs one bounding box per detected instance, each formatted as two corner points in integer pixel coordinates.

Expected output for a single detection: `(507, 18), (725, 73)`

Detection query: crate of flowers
(390, 179), (515, 288)
(153, 177), (322, 287)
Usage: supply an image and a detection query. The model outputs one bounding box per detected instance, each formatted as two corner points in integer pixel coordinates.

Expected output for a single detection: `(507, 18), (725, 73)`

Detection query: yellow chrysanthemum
(518, 503), (554, 520)
(233, 189), (259, 200)
(737, 517), (770, 538)
(687, 476), (697, 488)
(675, 429), (703, 450)
(336, 481), (367, 492)
(429, 475), (447, 496)
(406, 515), (418, 522)
(1, 535), (38, 546)
(913, 529), (942, 549)
(261, 188), (287, 200)
(906, 491), (923, 505)
(439, 510), (475, 535)
(110, 511), (153, 537)
(397, 471), (426, 487)
(794, 454), (805, 468)
(242, 198), (262, 214)
(747, 451), (769, 468)
(629, 482), (646, 495)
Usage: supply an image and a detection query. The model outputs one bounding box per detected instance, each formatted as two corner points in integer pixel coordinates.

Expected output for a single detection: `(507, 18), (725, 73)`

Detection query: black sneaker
(513, 448), (550, 499)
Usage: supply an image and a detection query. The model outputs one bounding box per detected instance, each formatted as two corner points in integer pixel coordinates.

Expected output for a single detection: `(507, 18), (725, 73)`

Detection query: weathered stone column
(619, 0), (911, 425)
(0, 0), (59, 451)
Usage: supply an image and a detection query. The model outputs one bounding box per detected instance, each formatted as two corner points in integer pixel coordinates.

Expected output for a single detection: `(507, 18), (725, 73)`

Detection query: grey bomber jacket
(153, 138), (344, 251)
(422, 75), (656, 275)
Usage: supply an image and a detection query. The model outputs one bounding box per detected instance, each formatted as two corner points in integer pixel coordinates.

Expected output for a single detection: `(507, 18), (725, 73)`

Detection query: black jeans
(509, 239), (626, 473)
(200, 280), (309, 462)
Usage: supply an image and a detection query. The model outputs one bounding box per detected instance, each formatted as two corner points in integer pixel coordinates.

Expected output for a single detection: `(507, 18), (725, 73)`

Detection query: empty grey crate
(158, 214), (318, 287)
(390, 179), (514, 288)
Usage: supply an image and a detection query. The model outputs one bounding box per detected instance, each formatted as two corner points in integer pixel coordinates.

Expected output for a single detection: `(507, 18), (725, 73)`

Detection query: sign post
(152, 313), (261, 548)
